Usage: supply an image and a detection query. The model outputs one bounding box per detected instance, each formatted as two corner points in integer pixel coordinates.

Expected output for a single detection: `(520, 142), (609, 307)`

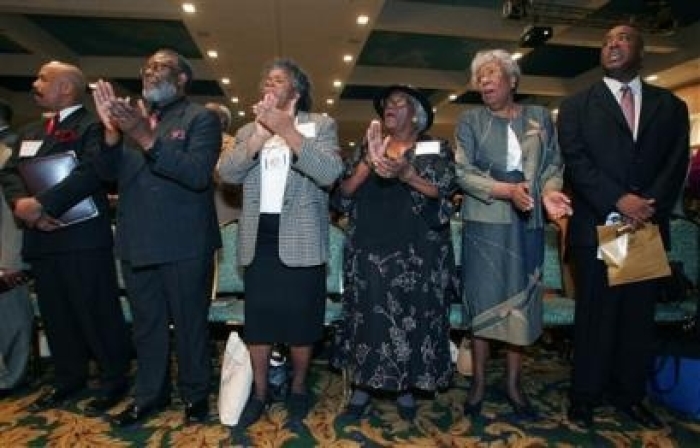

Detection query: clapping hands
(364, 120), (412, 179)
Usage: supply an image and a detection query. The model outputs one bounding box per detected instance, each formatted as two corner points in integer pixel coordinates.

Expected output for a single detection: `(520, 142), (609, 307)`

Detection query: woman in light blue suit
(217, 58), (343, 427)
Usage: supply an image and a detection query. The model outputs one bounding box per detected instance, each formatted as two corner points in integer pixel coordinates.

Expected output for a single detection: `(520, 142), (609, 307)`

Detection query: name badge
(19, 140), (42, 157)
(296, 122), (316, 138)
(415, 141), (440, 156)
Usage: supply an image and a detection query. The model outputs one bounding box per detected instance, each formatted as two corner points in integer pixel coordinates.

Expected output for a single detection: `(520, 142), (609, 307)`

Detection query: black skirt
(244, 213), (326, 345)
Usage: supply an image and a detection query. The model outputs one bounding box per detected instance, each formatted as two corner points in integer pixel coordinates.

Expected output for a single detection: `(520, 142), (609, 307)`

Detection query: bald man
(0, 61), (131, 414)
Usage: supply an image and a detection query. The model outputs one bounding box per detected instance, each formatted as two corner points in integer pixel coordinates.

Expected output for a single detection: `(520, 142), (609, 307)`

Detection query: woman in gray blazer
(217, 58), (343, 428)
(454, 50), (571, 420)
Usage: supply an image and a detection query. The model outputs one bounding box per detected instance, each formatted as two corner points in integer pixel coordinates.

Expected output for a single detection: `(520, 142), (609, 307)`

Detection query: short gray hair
(470, 49), (521, 91)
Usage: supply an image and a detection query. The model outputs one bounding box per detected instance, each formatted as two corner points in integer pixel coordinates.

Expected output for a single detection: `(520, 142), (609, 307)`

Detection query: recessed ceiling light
(182, 3), (196, 13)
(512, 52), (523, 60)
(357, 15), (369, 25)
(207, 50), (218, 58)
(349, 141), (356, 147)
(326, 98), (335, 105)
(333, 80), (342, 88)
(221, 77), (230, 84)
(238, 110), (245, 117)
(231, 97), (239, 103)
(343, 54), (353, 63)
(449, 94), (458, 101)
(645, 74), (659, 82)
(552, 108), (559, 115)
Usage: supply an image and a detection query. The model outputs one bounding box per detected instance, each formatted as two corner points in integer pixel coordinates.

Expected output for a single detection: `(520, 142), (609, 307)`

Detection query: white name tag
(296, 122), (316, 138)
(415, 140), (440, 155)
(19, 140), (42, 157)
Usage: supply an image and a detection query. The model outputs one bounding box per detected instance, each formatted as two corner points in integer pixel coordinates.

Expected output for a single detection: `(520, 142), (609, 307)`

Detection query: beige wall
(675, 83), (700, 115)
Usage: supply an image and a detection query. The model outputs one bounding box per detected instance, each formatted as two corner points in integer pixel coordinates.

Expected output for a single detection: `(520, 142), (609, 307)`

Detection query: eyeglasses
(383, 95), (409, 108)
(140, 61), (180, 76)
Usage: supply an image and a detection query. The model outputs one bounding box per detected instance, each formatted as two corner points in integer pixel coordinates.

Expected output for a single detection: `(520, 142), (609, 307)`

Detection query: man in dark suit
(0, 62), (131, 413)
(91, 49), (222, 426)
(557, 24), (690, 429)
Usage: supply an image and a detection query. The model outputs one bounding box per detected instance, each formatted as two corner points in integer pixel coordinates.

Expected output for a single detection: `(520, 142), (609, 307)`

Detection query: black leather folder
(17, 151), (99, 226)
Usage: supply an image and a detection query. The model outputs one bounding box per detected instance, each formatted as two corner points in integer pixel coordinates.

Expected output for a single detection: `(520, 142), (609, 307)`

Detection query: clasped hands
(14, 197), (62, 231)
(364, 120), (413, 181)
(616, 193), (655, 228)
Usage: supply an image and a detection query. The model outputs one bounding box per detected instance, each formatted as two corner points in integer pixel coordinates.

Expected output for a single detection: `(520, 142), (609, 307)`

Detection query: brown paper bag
(596, 223), (671, 286)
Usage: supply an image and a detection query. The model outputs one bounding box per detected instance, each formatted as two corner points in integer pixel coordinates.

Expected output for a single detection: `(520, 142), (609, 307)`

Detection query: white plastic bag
(218, 331), (253, 426)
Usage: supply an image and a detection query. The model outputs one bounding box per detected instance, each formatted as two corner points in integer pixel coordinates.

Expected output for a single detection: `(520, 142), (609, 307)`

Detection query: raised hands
(364, 120), (412, 180)
(92, 79), (153, 148)
(253, 92), (296, 138)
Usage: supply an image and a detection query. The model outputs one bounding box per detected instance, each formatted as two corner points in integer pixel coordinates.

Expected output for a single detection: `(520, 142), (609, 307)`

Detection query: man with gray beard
(91, 49), (222, 426)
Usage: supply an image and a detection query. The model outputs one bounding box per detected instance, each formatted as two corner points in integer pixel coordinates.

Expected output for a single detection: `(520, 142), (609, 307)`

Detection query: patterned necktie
(620, 85), (635, 133)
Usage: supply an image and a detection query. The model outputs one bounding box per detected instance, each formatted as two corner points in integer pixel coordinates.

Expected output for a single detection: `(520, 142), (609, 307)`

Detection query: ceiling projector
(519, 25), (553, 47)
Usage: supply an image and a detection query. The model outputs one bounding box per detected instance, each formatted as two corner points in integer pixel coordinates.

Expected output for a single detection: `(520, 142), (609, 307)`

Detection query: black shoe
(506, 394), (538, 421)
(463, 398), (483, 418)
(567, 402), (593, 428)
(616, 403), (664, 429)
(287, 392), (311, 422)
(184, 398), (209, 423)
(339, 396), (371, 422)
(236, 396), (267, 427)
(84, 386), (129, 415)
(30, 386), (83, 411)
(396, 402), (417, 421)
(111, 400), (168, 427)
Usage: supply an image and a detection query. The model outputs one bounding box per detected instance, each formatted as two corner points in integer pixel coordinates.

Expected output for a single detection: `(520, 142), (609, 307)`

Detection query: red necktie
(45, 115), (57, 135)
(620, 85), (635, 133)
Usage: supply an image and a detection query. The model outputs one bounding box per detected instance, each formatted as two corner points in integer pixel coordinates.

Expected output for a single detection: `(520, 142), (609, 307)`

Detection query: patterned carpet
(1, 337), (699, 447)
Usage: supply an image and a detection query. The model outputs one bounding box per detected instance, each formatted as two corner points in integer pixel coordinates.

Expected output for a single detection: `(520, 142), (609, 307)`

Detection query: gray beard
(143, 81), (177, 104)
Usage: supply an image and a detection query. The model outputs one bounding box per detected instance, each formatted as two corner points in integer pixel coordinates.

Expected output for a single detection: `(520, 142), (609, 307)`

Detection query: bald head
(33, 61), (87, 111)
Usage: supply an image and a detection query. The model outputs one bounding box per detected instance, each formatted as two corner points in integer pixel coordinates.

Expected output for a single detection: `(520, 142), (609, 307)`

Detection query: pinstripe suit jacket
(217, 112), (343, 267)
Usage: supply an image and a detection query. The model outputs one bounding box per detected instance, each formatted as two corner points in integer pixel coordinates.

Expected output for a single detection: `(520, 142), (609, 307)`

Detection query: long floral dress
(332, 135), (456, 392)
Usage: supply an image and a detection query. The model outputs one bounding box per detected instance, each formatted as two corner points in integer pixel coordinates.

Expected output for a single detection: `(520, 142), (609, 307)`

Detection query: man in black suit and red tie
(557, 23), (690, 429)
(91, 49), (222, 426)
(0, 62), (131, 414)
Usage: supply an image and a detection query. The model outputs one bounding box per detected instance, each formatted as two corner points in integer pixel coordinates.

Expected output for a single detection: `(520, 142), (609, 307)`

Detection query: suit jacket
(557, 80), (689, 248)
(0, 107), (114, 257)
(217, 111), (343, 267)
(95, 97), (222, 266)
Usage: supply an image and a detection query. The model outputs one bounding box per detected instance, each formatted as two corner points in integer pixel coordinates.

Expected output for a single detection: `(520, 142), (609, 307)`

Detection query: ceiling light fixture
(343, 54), (353, 63)
(645, 74), (659, 82)
(207, 50), (218, 58)
(231, 97), (239, 103)
(237, 111), (245, 117)
(333, 80), (342, 88)
(182, 3), (196, 14)
(221, 77), (230, 84)
(326, 98), (335, 105)
(357, 15), (369, 25)
(512, 52), (524, 60)
(449, 94), (458, 101)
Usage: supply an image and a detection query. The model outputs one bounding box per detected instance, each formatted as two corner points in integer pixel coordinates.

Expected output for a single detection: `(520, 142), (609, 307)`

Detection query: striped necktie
(620, 85), (635, 133)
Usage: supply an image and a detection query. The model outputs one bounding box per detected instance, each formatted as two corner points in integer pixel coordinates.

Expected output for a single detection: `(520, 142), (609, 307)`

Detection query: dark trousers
(32, 249), (130, 394)
(569, 245), (658, 407)
(122, 253), (214, 406)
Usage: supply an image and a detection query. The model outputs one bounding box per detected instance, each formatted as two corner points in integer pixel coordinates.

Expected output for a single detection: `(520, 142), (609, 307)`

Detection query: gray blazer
(217, 112), (343, 267)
